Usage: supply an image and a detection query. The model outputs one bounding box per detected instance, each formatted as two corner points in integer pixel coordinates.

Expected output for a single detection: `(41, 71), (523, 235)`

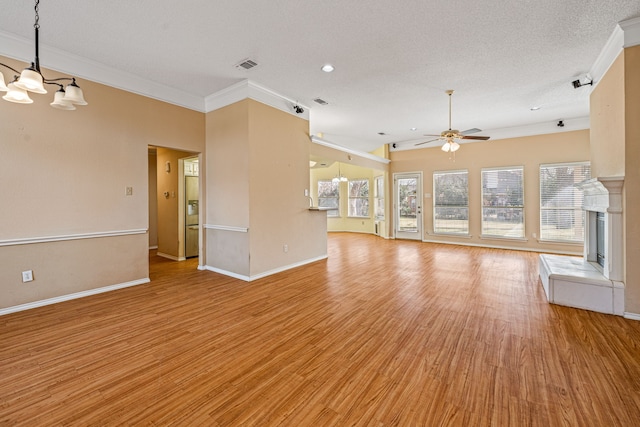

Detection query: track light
(0, 0), (87, 109)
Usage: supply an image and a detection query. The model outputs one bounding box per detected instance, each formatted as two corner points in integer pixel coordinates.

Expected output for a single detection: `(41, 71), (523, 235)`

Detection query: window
(374, 176), (385, 220)
(481, 167), (524, 238)
(433, 170), (469, 234)
(348, 179), (369, 217)
(540, 162), (590, 242)
(318, 180), (339, 217)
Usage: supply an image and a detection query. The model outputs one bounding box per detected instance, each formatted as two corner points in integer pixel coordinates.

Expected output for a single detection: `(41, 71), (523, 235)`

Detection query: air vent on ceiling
(313, 98), (329, 105)
(235, 58), (258, 70)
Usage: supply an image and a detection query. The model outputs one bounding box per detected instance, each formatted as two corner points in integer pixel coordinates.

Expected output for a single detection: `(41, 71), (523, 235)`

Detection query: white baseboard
(0, 278), (151, 316)
(204, 254), (328, 282)
(149, 245), (158, 250)
(624, 312), (640, 321)
(157, 252), (186, 261)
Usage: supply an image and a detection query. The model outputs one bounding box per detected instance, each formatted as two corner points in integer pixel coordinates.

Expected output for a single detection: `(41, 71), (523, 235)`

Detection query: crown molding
(0, 30), (205, 112)
(590, 16), (640, 87)
(204, 79), (310, 119)
(310, 136), (390, 165)
(619, 16), (640, 48)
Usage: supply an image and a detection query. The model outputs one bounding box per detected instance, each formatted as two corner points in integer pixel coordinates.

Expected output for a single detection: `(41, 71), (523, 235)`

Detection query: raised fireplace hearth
(539, 176), (624, 316)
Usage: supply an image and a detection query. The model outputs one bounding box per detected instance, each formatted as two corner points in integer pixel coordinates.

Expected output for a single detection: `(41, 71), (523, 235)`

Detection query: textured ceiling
(1, 0), (639, 153)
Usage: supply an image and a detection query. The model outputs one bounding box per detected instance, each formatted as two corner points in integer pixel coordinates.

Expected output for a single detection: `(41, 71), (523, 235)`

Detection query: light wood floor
(2, 233), (640, 426)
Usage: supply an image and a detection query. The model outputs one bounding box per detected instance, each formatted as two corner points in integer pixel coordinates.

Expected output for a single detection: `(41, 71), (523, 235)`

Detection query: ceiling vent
(313, 98), (329, 105)
(235, 59), (258, 70)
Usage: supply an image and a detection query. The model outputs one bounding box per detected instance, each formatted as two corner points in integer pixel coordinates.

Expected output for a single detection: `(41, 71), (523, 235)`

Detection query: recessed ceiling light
(410, 127), (417, 131)
(530, 106), (541, 111)
(321, 64), (335, 73)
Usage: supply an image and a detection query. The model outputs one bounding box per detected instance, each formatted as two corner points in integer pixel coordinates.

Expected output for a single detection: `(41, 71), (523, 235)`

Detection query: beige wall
(248, 101), (327, 275)
(390, 130), (590, 254)
(205, 99), (327, 278)
(590, 45), (640, 315)
(624, 46), (640, 314)
(590, 54), (626, 178)
(205, 100), (251, 275)
(0, 55), (204, 310)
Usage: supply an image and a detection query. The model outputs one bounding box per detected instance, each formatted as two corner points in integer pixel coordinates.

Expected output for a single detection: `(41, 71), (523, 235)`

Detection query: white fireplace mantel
(582, 176), (624, 213)
(581, 176), (624, 282)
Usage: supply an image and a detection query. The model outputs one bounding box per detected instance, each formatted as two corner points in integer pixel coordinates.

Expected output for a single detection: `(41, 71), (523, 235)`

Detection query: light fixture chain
(34, 0), (40, 29)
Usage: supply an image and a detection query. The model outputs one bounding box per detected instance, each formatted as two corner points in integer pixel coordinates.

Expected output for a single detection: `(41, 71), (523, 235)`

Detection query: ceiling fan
(415, 90), (490, 152)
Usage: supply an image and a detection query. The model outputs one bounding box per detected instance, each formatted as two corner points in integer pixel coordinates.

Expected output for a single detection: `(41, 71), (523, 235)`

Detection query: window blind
(540, 162), (590, 242)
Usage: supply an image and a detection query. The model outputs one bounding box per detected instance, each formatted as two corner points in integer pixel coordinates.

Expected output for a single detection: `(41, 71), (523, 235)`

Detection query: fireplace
(539, 176), (625, 316)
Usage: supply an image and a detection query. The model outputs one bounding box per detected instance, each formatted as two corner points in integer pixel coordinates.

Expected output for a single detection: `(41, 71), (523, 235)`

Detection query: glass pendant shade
(3, 83), (34, 103)
(441, 141), (451, 152)
(0, 71), (7, 91)
(50, 88), (76, 110)
(450, 141), (460, 152)
(62, 81), (87, 105)
(14, 65), (47, 94)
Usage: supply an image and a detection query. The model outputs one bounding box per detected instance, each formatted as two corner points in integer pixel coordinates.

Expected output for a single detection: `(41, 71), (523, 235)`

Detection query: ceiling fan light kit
(415, 90), (490, 158)
(0, 0), (87, 109)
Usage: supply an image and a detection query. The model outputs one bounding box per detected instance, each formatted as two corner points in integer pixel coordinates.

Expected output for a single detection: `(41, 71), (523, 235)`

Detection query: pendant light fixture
(0, 0), (87, 109)
(332, 163), (348, 183)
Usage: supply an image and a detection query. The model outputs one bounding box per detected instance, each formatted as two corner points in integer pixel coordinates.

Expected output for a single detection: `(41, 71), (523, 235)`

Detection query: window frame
(317, 179), (340, 218)
(481, 166), (525, 239)
(539, 161), (591, 243)
(348, 178), (370, 218)
(374, 175), (385, 220)
(432, 169), (469, 236)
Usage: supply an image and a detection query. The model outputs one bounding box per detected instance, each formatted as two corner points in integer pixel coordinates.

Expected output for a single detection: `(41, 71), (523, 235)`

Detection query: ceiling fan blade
(460, 135), (490, 140)
(415, 138), (441, 146)
(422, 134), (441, 137)
(460, 128), (482, 135)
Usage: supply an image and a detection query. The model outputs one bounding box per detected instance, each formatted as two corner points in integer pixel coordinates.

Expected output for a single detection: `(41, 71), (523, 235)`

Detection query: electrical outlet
(125, 186), (133, 196)
(283, 244), (288, 253)
(22, 270), (33, 283)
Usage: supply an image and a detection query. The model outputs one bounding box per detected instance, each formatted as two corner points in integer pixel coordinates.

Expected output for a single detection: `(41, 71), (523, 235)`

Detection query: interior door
(394, 173), (423, 240)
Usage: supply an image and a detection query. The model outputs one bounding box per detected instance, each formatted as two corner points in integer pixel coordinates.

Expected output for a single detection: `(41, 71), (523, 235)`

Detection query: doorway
(394, 172), (423, 240)
(148, 147), (201, 263)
